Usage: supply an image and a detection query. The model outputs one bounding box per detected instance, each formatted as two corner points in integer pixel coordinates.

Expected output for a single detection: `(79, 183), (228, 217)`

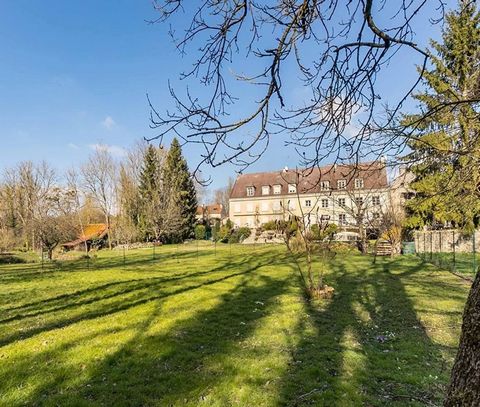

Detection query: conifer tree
(402, 2), (480, 405)
(162, 138), (197, 241)
(403, 0), (480, 232)
(138, 145), (162, 240)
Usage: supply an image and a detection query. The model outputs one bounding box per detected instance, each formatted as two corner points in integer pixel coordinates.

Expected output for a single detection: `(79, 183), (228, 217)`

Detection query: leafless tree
(116, 142), (148, 245)
(330, 185), (384, 253)
(2, 161), (56, 251)
(66, 168), (89, 254)
(0, 184), (17, 252)
(34, 186), (78, 260)
(81, 147), (118, 249)
(214, 177), (235, 216)
(274, 169), (337, 298)
(145, 0), (456, 179)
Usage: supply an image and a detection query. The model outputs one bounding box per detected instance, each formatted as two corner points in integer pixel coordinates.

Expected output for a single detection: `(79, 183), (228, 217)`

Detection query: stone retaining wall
(414, 229), (480, 253)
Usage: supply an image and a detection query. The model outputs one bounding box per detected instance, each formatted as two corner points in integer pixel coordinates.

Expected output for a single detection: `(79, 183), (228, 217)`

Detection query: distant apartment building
(229, 162), (393, 235)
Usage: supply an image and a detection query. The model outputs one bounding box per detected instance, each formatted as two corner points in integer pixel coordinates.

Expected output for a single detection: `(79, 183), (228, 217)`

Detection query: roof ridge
(236, 161), (382, 177)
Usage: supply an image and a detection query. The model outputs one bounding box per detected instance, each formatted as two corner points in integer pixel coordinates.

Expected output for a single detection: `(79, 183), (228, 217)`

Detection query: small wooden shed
(62, 223), (108, 252)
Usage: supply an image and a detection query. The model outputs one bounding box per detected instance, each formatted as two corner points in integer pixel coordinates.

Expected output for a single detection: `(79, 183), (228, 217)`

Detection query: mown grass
(418, 251), (480, 278)
(0, 243), (470, 406)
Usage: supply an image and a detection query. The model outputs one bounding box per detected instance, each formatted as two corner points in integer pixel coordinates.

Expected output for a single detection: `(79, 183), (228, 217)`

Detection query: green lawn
(0, 243), (470, 406)
(418, 251), (480, 278)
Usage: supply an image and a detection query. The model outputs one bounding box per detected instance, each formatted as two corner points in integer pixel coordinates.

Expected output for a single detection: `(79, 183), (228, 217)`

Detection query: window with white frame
(273, 201), (281, 211)
(246, 203), (254, 213)
(321, 198), (329, 208)
(337, 179), (347, 189)
(320, 180), (330, 190)
(246, 186), (255, 196)
(354, 197), (364, 206)
(321, 214), (330, 221)
(372, 196), (380, 206)
(338, 213), (347, 224)
(354, 178), (364, 189)
(261, 185), (270, 195)
(338, 197), (346, 207)
(305, 199), (312, 207)
(261, 202), (269, 212)
(288, 183), (297, 193)
(288, 200), (296, 210)
(273, 184), (281, 194)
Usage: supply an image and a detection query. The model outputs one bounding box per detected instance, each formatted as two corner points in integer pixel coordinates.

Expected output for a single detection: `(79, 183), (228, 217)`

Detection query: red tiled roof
(62, 223), (108, 247)
(196, 204), (223, 216)
(230, 162), (388, 199)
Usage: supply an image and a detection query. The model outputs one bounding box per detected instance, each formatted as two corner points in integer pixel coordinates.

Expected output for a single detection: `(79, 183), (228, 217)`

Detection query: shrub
(310, 223), (338, 241)
(0, 255), (27, 265)
(288, 234), (306, 253)
(194, 224), (206, 240)
(330, 242), (358, 253)
(229, 227), (251, 243)
(262, 220), (278, 231)
(218, 225), (232, 243)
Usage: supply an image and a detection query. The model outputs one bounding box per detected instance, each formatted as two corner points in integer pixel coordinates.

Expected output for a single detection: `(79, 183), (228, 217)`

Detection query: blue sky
(0, 1), (449, 190)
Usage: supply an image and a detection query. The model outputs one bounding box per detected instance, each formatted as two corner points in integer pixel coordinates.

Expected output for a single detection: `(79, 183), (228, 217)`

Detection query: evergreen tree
(162, 138), (197, 241)
(401, 2), (480, 405)
(403, 0), (480, 232)
(138, 145), (162, 240)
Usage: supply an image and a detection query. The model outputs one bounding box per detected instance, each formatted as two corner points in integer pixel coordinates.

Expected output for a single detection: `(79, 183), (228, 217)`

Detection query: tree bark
(445, 268), (480, 406)
(106, 214), (112, 250)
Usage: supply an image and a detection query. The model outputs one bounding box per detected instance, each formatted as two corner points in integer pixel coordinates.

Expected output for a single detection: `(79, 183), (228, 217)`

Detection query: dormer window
(337, 179), (347, 190)
(320, 180), (330, 190)
(261, 185), (270, 195)
(246, 186), (255, 197)
(354, 178), (364, 189)
(288, 184), (297, 194)
(273, 184), (281, 194)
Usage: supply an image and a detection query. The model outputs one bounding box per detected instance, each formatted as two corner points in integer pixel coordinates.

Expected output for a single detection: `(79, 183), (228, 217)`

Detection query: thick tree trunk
(445, 268), (480, 406)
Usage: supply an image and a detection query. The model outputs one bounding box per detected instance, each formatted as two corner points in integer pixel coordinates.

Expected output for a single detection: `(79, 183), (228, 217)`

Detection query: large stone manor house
(228, 161), (408, 238)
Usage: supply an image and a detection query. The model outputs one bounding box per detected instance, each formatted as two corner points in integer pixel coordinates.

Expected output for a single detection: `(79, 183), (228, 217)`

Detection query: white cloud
(101, 116), (116, 130)
(89, 143), (127, 157)
(68, 143), (80, 149)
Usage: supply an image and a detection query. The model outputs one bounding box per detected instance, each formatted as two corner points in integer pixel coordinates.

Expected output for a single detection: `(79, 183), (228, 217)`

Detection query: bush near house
(229, 227), (251, 243)
(194, 224), (206, 240)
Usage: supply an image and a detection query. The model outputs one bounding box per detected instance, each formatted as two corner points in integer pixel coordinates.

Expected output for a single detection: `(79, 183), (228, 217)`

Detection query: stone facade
(414, 229), (480, 253)
(228, 162), (402, 234)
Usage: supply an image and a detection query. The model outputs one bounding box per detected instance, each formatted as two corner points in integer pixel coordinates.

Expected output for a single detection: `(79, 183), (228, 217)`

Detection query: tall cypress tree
(403, 0), (480, 232)
(138, 145), (161, 240)
(162, 138), (197, 241)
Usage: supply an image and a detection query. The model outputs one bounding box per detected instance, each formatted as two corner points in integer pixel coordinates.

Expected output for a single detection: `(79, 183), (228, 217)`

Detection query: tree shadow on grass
(277, 255), (457, 406)
(0, 251), (287, 348)
(20, 272), (288, 406)
(0, 253), (261, 318)
(0, 248), (214, 283)
(0, 262), (272, 346)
